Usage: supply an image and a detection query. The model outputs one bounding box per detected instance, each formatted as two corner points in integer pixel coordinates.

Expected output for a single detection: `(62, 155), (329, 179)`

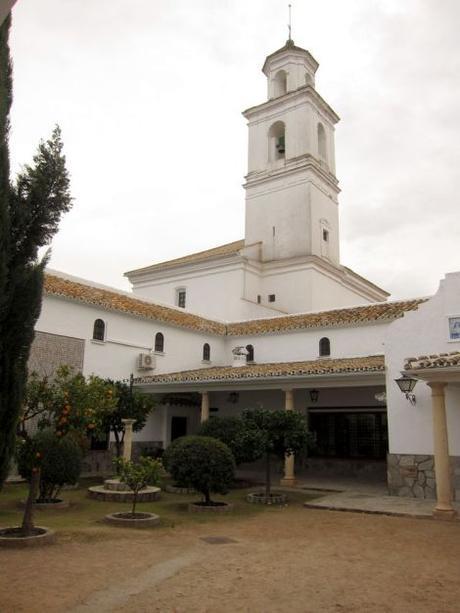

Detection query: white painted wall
(130, 262), (279, 321)
(224, 320), (387, 365)
(385, 272), (460, 455)
(37, 295), (228, 381)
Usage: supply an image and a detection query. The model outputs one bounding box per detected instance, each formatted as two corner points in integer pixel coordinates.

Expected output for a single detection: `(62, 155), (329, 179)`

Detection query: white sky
(8, 0), (460, 299)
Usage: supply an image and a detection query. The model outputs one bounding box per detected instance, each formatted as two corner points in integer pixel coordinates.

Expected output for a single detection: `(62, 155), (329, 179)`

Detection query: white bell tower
(243, 40), (341, 265)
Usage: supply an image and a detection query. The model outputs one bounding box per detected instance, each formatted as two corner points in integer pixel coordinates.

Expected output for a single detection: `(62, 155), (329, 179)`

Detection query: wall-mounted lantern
(309, 389), (319, 404)
(394, 375), (417, 405)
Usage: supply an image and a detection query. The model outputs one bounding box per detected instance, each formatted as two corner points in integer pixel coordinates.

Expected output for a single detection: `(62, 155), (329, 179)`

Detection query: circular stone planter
(246, 492), (287, 505)
(19, 498), (70, 510)
(165, 484), (197, 495)
(188, 501), (234, 513)
(0, 527), (56, 549)
(104, 512), (160, 528)
(88, 482), (161, 503)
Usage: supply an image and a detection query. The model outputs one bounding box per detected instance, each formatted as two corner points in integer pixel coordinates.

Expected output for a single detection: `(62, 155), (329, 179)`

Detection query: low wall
(387, 453), (460, 500)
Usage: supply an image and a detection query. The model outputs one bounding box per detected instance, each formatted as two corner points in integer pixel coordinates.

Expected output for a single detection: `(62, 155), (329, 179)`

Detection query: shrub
(17, 430), (82, 501)
(115, 456), (163, 515)
(163, 435), (235, 505)
(198, 416), (263, 465)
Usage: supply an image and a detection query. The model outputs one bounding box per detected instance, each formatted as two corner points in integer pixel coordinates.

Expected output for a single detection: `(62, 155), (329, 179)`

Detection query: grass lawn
(0, 477), (316, 538)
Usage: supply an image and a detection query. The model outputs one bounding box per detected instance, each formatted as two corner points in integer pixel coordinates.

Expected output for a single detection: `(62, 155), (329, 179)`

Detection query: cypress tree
(0, 14), (73, 486)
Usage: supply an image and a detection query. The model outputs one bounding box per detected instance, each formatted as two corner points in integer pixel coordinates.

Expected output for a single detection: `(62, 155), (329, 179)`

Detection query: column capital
(281, 386), (295, 393)
(427, 381), (447, 394)
(121, 418), (136, 427)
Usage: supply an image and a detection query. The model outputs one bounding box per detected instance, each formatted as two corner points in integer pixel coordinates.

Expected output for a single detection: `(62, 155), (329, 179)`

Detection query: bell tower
(243, 40), (341, 265)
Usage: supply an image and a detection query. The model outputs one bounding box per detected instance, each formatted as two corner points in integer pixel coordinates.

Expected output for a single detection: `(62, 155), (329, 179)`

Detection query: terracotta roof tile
(135, 355), (385, 385)
(125, 240), (245, 276)
(45, 274), (426, 337)
(44, 274), (226, 335)
(404, 352), (460, 370)
(227, 299), (426, 336)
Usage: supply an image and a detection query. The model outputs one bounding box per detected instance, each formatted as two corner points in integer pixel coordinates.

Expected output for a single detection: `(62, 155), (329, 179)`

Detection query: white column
(428, 382), (457, 520)
(121, 418), (136, 462)
(201, 391), (210, 423)
(281, 388), (296, 487)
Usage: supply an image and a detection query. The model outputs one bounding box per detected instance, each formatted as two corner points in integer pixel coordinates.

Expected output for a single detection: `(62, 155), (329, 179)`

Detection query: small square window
(323, 229), (329, 242)
(268, 294), (276, 303)
(448, 316), (460, 340)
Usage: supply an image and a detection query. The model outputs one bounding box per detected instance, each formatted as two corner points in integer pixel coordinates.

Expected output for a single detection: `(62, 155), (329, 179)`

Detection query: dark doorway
(171, 416), (187, 441)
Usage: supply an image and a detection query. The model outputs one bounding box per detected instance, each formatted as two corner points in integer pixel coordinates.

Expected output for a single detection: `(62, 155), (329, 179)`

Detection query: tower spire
(288, 4), (293, 43)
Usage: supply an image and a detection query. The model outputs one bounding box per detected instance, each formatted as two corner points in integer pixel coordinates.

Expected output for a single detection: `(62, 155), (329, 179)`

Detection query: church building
(31, 40), (460, 520)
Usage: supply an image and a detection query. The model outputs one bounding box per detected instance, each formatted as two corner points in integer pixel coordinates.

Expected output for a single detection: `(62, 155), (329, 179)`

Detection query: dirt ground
(1, 507), (460, 613)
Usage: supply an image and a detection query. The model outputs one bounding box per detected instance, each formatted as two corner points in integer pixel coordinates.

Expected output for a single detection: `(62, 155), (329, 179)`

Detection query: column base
(280, 477), (297, 487)
(432, 506), (457, 521)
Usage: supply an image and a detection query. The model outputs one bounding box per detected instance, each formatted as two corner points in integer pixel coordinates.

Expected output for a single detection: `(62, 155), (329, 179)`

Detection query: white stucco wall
(385, 272), (460, 455)
(36, 295), (227, 381)
(224, 320), (387, 365)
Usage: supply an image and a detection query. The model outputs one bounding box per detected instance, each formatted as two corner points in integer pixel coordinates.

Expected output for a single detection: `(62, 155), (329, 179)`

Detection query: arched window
(203, 343), (210, 362)
(273, 70), (287, 97)
(92, 319), (105, 341)
(268, 121), (286, 162)
(154, 332), (164, 353)
(317, 122), (327, 161)
(246, 344), (254, 363)
(319, 337), (331, 357)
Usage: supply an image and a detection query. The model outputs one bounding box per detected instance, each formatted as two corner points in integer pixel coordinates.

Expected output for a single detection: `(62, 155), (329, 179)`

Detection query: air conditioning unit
(138, 352), (155, 370)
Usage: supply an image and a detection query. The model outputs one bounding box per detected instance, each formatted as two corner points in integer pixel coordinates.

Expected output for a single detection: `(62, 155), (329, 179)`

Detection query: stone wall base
(387, 453), (460, 500)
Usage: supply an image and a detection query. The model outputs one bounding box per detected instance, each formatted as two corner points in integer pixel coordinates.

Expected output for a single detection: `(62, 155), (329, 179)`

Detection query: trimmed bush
(198, 416), (263, 465)
(163, 435), (235, 505)
(17, 430), (82, 502)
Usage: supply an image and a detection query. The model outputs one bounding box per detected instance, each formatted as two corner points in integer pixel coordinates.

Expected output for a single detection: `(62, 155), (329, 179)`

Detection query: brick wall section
(28, 331), (85, 377)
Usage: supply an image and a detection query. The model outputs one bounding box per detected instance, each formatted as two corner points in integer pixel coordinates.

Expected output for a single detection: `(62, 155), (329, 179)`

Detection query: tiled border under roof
(404, 352), (460, 370)
(226, 299), (427, 335)
(124, 240), (245, 276)
(44, 274), (226, 335)
(44, 274), (427, 337)
(135, 355), (385, 385)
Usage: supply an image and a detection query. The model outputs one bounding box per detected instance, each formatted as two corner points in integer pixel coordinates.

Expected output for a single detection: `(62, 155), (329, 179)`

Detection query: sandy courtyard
(1, 506), (460, 613)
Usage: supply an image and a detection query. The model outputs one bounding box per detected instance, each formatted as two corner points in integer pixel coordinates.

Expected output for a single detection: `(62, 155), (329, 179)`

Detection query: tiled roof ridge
(404, 351), (460, 370)
(135, 355), (385, 385)
(44, 273), (226, 335)
(124, 239), (245, 276)
(44, 273), (427, 336)
(226, 298), (428, 335)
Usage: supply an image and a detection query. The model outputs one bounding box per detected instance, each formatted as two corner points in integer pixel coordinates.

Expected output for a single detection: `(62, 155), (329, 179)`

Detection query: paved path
(303, 490), (460, 518)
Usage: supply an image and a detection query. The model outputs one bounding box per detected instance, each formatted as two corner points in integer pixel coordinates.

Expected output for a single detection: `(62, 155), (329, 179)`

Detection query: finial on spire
(288, 4), (293, 42)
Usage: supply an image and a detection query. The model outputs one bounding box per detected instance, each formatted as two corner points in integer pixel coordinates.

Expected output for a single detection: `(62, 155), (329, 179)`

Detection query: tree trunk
(204, 488), (211, 505)
(265, 453), (271, 498)
(132, 489), (138, 516)
(22, 469), (39, 536)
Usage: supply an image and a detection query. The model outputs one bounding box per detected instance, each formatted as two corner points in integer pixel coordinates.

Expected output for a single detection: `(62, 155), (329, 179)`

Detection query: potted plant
(104, 456), (163, 527)
(163, 435), (235, 511)
(242, 409), (311, 504)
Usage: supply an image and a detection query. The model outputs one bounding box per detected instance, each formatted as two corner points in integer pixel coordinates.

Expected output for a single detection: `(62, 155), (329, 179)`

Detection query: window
(177, 289), (186, 308)
(319, 337), (331, 357)
(203, 343), (211, 361)
(268, 121), (286, 162)
(154, 332), (164, 353)
(268, 294), (276, 303)
(322, 229), (329, 242)
(257, 294), (261, 304)
(246, 344), (254, 362)
(317, 122), (327, 161)
(273, 69), (287, 97)
(92, 319), (105, 341)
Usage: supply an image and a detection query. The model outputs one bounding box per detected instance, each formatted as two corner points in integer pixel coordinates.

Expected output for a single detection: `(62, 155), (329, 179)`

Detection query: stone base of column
(433, 506), (457, 521)
(280, 477), (298, 487)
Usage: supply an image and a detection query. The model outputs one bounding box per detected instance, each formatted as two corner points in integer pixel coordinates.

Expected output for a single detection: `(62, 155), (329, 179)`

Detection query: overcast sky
(8, 0), (460, 300)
